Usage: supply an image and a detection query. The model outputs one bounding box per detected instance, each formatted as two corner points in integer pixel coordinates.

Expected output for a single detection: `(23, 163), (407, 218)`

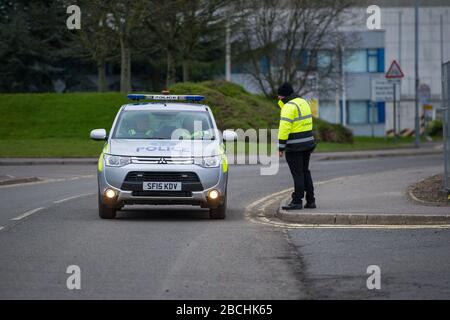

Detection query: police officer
(180, 116), (210, 140)
(277, 83), (316, 210)
(128, 114), (154, 137)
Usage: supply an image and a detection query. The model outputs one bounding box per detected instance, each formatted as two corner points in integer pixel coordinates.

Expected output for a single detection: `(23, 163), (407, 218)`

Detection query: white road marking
(0, 226), (4, 231)
(6, 174), (15, 179)
(245, 176), (450, 230)
(54, 193), (95, 204)
(11, 207), (45, 221)
(244, 176), (349, 219)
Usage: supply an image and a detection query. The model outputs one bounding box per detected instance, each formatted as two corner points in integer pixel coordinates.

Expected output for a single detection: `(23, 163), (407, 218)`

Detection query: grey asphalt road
(0, 154), (449, 299)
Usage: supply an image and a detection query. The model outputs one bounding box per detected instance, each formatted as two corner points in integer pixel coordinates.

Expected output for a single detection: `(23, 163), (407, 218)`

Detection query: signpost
(419, 84), (432, 126)
(370, 74), (400, 138)
(442, 62), (450, 195)
(385, 60), (404, 141)
(371, 77), (397, 102)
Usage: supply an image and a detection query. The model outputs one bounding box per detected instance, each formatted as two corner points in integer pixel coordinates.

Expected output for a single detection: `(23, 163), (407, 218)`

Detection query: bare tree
(142, 0), (183, 88)
(177, 0), (229, 82)
(106, 0), (146, 93)
(234, 0), (356, 97)
(64, 0), (118, 92)
(142, 0), (232, 87)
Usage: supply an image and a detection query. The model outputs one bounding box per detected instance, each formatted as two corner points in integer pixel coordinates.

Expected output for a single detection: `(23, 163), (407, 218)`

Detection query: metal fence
(443, 61), (450, 194)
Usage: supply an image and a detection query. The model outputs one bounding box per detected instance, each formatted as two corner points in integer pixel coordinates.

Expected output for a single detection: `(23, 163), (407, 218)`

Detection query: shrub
(314, 118), (353, 144)
(427, 120), (443, 137)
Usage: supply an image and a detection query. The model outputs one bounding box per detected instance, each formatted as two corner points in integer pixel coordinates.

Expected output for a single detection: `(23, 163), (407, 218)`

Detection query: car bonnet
(107, 139), (222, 158)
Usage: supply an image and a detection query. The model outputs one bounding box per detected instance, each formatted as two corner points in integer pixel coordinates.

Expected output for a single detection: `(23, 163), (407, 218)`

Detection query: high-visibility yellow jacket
(278, 96), (315, 152)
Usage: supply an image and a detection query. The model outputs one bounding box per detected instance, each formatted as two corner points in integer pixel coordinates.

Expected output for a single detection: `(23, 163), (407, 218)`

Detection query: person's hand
(279, 151), (284, 158)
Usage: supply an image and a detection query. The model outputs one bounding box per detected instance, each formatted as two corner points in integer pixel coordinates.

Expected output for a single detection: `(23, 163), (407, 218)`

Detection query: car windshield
(112, 110), (215, 140)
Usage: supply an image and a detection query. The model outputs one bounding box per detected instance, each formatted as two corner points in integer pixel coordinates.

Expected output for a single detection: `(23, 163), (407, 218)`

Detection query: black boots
(282, 201), (303, 210)
(304, 202), (316, 209)
(282, 201), (316, 210)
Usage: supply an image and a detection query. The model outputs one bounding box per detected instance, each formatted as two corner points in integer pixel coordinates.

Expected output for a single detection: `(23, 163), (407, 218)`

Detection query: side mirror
(90, 129), (107, 141)
(222, 130), (237, 142)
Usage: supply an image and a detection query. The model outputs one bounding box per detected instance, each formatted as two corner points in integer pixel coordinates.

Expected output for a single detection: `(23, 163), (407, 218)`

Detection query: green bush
(427, 120), (443, 137)
(313, 118), (353, 144)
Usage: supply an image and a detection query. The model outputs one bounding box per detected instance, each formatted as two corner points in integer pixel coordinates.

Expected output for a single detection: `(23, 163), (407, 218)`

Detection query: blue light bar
(127, 94), (204, 102)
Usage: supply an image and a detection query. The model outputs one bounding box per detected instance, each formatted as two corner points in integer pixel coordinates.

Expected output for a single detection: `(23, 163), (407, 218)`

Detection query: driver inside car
(127, 114), (154, 138)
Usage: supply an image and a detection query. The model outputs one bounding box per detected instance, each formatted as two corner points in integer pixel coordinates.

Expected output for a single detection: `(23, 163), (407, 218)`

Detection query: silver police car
(90, 94), (237, 220)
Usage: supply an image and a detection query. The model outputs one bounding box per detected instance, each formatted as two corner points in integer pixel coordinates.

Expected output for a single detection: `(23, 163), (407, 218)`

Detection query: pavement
(0, 153), (449, 299)
(313, 143), (442, 161)
(277, 164), (450, 225)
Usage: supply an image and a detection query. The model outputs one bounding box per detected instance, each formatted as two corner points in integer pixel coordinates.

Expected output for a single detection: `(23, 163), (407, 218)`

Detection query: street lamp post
(398, 11), (402, 134)
(414, 0), (420, 148)
(225, 21), (231, 82)
(341, 45), (347, 127)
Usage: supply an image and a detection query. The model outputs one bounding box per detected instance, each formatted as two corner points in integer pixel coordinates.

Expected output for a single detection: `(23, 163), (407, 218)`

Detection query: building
(349, 0), (450, 135)
(318, 30), (387, 136)
(231, 0), (450, 136)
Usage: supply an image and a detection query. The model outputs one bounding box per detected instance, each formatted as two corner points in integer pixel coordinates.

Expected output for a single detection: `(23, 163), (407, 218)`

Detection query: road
(0, 154), (449, 299)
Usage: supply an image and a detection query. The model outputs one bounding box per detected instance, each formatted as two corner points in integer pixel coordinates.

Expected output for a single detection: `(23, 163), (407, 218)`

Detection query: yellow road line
(245, 178), (450, 230)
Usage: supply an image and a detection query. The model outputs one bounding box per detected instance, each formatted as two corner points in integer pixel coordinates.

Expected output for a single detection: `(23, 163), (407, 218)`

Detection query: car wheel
(98, 192), (117, 219)
(209, 194), (227, 220)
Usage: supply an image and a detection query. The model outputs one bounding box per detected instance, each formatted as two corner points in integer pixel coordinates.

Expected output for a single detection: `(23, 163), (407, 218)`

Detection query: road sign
(419, 84), (431, 105)
(371, 76), (399, 102)
(385, 60), (404, 79)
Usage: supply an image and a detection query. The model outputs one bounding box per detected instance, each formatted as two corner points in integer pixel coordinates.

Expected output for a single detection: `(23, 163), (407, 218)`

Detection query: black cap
(277, 82), (294, 97)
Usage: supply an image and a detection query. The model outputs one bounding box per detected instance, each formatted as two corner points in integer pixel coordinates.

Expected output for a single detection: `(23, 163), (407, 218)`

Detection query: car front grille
(131, 156), (194, 165)
(121, 172), (203, 192)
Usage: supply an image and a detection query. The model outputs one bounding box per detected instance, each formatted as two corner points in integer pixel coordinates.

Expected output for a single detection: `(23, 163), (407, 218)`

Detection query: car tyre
(98, 192), (117, 219)
(209, 194), (227, 220)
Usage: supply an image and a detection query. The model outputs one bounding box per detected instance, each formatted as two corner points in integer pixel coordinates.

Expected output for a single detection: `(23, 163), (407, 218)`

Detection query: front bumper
(98, 163), (227, 208)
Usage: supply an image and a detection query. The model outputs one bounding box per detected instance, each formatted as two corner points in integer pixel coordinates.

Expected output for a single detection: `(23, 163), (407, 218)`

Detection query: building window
(344, 49), (384, 73)
(376, 102), (385, 123)
(317, 50), (332, 69)
(318, 100), (337, 123)
(368, 102), (379, 123)
(320, 101), (385, 125)
(346, 101), (385, 124)
(368, 49), (378, 72)
(344, 50), (367, 73)
(298, 50), (317, 71)
(348, 101), (368, 124)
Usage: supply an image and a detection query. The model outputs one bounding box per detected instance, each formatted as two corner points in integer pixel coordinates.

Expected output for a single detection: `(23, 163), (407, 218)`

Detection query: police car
(90, 93), (237, 220)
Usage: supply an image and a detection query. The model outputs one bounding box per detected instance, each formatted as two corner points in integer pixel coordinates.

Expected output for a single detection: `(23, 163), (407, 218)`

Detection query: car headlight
(104, 154), (131, 167)
(195, 155), (221, 168)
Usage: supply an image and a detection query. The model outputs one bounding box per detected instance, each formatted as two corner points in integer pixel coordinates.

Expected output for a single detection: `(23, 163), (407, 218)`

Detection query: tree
(142, 0), (182, 87)
(106, 0), (146, 93)
(234, 0), (356, 97)
(142, 0), (230, 87)
(177, 0), (229, 82)
(0, 0), (67, 92)
(63, 0), (119, 92)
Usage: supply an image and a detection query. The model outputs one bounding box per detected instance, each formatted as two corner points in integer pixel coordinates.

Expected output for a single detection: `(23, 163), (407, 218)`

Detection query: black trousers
(285, 150), (315, 204)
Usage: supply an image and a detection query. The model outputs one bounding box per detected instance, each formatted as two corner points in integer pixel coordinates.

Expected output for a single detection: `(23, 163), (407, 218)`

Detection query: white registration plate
(143, 181), (182, 191)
